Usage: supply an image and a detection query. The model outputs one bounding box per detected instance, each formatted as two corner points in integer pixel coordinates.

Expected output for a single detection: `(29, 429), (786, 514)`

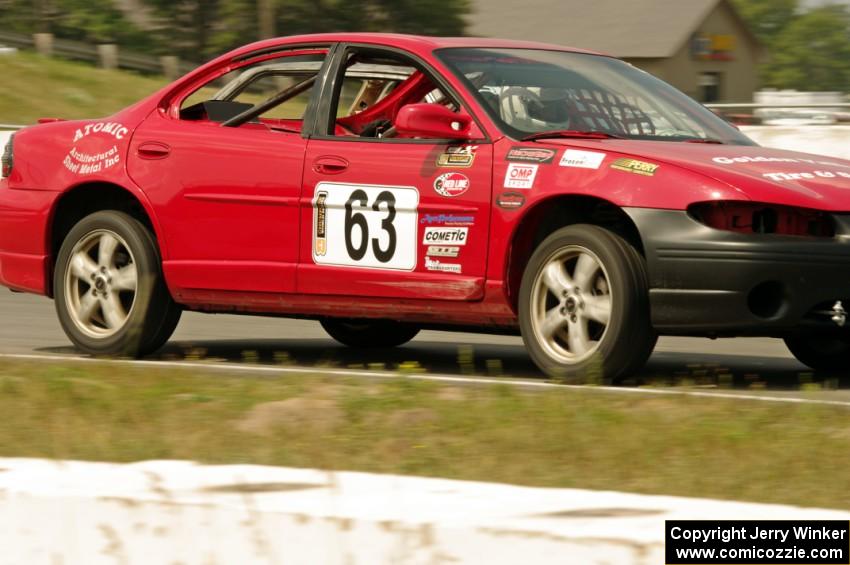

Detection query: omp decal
(423, 227), (468, 245)
(504, 163), (538, 189)
(419, 214), (474, 226)
(312, 183), (419, 271)
(434, 172), (470, 198)
(314, 191), (328, 257)
(426, 246), (460, 258)
(610, 158), (660, 176)
(559, 149), (606, 169)
(424, 257), (462, 274)
(506, 147), (556, 164)
(436, 145), (477, 168)
(496, 191), (526, 210)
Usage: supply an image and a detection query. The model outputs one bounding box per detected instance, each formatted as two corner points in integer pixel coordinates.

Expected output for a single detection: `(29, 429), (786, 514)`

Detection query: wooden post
(33, 33), (54, 57)
(97, 44), (119, 70)
(258, 0), (276, 39)
(160, 56), (180, 80)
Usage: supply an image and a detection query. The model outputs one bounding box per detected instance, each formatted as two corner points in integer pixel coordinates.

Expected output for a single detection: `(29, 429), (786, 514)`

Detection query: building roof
(466, 0), (748, 59)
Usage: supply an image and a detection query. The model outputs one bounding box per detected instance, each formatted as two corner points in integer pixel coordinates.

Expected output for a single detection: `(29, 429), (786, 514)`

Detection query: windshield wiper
(683, 137), (725, 144)
(521, 130), (624, 141)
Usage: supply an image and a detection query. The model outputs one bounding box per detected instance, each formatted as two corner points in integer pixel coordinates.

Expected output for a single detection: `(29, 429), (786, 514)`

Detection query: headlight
(688, 201), (835, 238)
(1, 134), (13, 179)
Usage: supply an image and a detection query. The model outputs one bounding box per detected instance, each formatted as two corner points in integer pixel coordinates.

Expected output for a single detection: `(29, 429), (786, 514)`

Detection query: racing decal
(426, 246), (460, 258)
(434, 172), (470, 198)
(764, 170), (850, 181)
(506, 147), (556, 164)
(420, 213), (474, 226)
(424, 257), (462, 274)
(504, 163), (538, 189)
(610, 158), (659, 177)
(423, 227), (468, 245)
(713, 155), (850, 168)
(312, 182), (419, 271)
(496, 191), (526, 210)
(437, 145), (477, 168)
(559, 149), (606, 169)
(63, 121), (128, 176)
(72, 122), (129, 142)
(314, 191), (328, 256)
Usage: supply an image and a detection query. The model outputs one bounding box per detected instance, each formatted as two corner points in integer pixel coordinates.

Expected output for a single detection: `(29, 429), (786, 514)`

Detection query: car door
(298, 45), (492, 302)
(127, 49), (329, 296)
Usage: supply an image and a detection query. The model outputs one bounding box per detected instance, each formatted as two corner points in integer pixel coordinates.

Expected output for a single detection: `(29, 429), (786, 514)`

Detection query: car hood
(545, 139), (850, 211)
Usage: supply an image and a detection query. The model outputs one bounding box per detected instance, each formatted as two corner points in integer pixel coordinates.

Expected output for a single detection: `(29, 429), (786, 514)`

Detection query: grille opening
(747, 281), (786, 319)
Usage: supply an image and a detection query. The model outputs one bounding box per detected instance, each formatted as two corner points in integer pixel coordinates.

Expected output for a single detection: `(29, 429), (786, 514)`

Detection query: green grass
(0, 52), (168, 124)
(0, 359), (849, 510)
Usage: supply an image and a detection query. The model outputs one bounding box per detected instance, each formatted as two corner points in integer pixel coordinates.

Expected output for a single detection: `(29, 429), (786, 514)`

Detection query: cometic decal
(423, 227), (468, 245)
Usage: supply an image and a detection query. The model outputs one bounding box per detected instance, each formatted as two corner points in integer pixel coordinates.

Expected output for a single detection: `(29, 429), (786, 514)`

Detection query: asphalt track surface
(3, 289), (850, 403)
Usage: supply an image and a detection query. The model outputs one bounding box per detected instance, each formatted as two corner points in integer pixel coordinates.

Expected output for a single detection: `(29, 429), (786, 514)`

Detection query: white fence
(2, 458), (849, 565)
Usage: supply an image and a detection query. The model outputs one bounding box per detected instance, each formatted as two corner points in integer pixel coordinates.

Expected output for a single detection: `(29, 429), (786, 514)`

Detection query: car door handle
(137, 141), (171, 160)
(313, 156), (348, 175)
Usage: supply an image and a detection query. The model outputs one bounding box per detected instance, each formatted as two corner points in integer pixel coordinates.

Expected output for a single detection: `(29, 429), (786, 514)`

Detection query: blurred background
(0, 0), (848, 118)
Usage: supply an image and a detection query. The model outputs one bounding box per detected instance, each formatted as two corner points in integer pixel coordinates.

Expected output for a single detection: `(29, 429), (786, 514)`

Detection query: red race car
(3, 33), (850, 382)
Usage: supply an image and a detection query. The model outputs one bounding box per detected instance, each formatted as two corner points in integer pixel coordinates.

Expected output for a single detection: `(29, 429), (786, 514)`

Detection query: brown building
(467, 0), (764, 103)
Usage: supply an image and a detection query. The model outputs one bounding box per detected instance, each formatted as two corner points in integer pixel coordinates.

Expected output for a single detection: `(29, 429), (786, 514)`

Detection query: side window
(328, 52), (459, 139)
(178, 52), (327, 129)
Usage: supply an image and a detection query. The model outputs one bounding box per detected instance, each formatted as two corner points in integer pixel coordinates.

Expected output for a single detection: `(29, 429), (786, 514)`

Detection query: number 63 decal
(312, 183), (419, 271)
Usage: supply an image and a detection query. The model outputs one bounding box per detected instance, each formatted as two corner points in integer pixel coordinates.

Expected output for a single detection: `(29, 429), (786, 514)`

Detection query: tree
(731, 0), (798, 46)
(763, 5), (850, 90)
(143, 0), (222, 60)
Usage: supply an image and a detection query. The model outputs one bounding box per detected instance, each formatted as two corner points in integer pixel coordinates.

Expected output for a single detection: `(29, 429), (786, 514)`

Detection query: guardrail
(0, 31), (196, 77)
(707, 103), (850, 109)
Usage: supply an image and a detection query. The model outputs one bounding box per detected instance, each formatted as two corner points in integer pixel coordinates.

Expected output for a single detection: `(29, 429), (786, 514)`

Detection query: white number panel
(312, 182), (419, 271)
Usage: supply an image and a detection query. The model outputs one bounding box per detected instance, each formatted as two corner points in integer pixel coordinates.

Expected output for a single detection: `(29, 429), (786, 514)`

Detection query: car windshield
(435, 47), (755, 145)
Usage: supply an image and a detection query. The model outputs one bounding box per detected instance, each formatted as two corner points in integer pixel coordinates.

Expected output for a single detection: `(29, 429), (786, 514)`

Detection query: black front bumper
(627, 208), (850, 335)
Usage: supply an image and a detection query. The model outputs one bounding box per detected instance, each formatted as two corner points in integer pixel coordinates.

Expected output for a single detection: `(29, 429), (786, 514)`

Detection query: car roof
(225, 32), (607, 61)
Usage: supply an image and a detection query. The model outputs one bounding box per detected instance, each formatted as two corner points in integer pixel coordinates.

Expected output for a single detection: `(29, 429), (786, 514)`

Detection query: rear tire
(54, 210), (180, 357)
(784, 333), (850, 372)
(321, 319), (420, 348)
(518, 225), (656, 383)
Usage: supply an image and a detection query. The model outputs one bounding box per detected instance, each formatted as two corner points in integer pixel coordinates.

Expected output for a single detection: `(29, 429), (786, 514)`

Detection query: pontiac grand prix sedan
(3, 33), (850, 382)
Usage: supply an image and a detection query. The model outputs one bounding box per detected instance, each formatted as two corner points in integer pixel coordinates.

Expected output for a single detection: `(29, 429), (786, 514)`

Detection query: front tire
(519, 225), (656, 383)
(54, 211), (181, 357)
(321, 319), (420, 348)
(784, 333), (850, 372)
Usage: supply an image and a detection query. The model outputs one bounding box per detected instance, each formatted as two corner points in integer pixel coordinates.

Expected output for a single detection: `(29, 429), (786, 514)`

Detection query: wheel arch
(47, 181), (163, 298)
(504, 194), (645, 312)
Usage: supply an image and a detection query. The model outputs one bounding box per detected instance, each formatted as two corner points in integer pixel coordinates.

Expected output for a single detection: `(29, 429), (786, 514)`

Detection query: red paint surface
(2, 33), (850, 327)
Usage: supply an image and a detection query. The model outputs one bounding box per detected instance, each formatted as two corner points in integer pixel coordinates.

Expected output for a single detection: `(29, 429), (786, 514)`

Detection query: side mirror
(394, 104), (472, 140)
